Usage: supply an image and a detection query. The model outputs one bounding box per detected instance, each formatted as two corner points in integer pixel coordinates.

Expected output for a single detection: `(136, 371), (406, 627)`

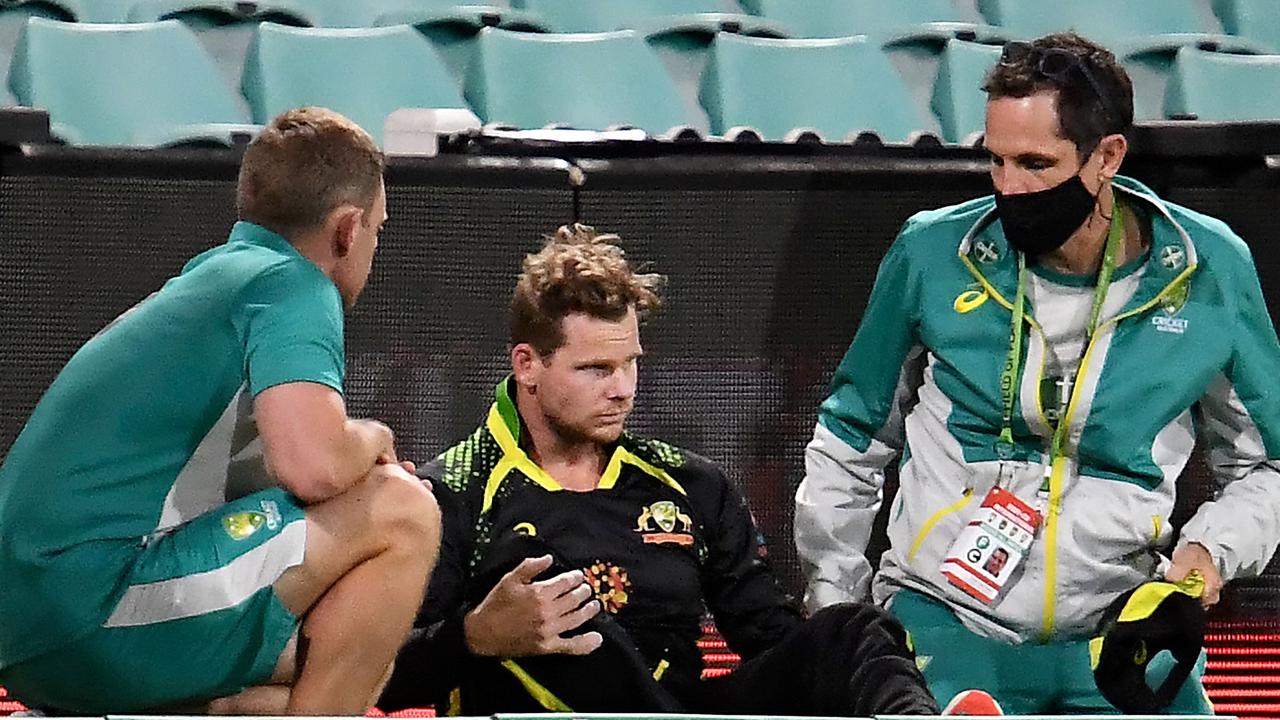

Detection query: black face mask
(994, 174), (1098, 258)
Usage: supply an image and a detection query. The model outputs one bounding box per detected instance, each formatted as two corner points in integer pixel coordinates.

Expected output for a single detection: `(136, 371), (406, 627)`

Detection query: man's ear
(511, 343), (542, 387)
(331, 205), (364, 258)
(1096, 132), (1128, 182)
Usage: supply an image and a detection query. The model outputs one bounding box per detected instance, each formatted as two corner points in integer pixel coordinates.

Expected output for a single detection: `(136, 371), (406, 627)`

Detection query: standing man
(796, 33), (1280, 714)
(378, 224), (938, 717)
(0, 107), (440, 715)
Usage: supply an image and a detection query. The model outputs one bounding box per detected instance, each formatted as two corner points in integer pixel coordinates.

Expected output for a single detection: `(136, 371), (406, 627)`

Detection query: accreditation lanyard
(996, 204), (1126, 499)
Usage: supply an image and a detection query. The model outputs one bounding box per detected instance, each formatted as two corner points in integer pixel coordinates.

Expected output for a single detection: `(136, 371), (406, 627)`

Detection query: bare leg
(205, 635), (299, 715)
(271, 465), (440, 715)
(207, 685), (292, 715)
(367, 661), (397, 711)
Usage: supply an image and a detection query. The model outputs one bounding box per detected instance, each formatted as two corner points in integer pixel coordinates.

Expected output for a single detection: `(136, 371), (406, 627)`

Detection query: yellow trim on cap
(1119, 572), (1205, 624)
(1089, 636), (1105, 670)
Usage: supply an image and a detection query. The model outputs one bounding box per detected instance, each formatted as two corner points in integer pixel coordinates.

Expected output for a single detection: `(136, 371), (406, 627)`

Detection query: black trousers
(687, 603), (941, 717)
(457, 602), (940, 716)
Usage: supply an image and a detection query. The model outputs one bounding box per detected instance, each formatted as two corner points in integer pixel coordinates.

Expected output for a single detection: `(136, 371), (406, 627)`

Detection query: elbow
(269, 460), (348, 504)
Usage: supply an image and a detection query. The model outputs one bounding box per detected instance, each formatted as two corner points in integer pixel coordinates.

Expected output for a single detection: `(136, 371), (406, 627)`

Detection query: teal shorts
(889, 588), (1213, 715)
(0, 487), (308, 713)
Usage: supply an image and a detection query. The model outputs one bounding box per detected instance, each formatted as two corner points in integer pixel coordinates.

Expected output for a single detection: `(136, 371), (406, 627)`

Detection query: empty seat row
(1, 0), (538, 28)
(10, 17), (1280, 149)
(4, 19), (938, 147)
(1166, 46), (1280, 122)
(5, 0), (1276, 47)
(6, 0), (1277, 124)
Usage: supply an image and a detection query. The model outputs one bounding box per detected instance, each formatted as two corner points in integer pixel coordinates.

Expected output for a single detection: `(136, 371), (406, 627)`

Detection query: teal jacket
(795, 176), (1280, 642)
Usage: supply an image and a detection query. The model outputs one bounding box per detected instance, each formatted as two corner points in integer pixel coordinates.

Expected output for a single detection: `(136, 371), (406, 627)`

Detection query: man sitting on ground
(379, 224), (939, 716)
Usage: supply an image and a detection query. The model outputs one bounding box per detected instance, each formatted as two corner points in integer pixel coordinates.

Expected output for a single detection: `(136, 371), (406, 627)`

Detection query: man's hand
(463, 555), (603, 658)
(1165, 542), (1224, 609)
(365, 459), (420, 485)
(354, 418), (395, 462)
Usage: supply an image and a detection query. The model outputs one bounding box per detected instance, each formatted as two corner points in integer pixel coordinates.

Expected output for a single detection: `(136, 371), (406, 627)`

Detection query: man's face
(987, 549), (1008, 575)
(985, 91), (1104, 197)
(333, 180), (387, 308)
(526, 308), (642, 446)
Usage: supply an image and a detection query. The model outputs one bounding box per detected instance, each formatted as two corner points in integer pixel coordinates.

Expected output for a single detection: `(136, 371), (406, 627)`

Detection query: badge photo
(940, 486), (1042, 604)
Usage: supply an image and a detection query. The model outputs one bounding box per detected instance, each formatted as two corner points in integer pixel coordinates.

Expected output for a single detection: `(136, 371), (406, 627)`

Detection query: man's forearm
(280, 418), (392, 503)
(323, 418), (394, 498)
(1180, 461), (1280, 581)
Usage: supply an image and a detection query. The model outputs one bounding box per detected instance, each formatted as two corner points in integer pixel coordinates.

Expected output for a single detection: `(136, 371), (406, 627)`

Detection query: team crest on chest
(635, 500), (694, 545)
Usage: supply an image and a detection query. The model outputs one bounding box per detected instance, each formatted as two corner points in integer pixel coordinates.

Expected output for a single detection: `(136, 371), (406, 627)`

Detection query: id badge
(940, 486), (1043, 604)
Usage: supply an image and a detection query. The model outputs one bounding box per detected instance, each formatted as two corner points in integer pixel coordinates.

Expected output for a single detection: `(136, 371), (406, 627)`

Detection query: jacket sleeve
(794, 227), (925, 612)
(379, 464), (476, 711)
(1182, 249), (1280, 581)
(698, 462), (803, 661)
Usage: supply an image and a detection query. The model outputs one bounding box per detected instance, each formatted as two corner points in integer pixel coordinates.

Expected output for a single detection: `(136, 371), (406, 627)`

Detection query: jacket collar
(958, 176), (1197, 317)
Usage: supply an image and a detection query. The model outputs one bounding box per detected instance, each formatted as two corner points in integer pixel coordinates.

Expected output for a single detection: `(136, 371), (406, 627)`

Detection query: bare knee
(364, 467), (440, 556)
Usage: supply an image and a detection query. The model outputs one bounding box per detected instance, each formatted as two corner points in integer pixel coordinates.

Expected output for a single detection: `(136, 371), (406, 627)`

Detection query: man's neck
(1039, 187), (1143, 276)
(514, 388), (609, 492)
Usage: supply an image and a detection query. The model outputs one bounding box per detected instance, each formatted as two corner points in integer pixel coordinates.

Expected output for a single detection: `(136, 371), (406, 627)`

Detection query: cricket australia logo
(222, 499), (282, 540)
(635, 500), (694, 546)
(1152, 279), (1190, 335)
(222, 511), (266, 540)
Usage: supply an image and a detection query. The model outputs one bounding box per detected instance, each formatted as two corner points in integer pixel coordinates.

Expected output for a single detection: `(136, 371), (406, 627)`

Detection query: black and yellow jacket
(380, 378), (802, 713)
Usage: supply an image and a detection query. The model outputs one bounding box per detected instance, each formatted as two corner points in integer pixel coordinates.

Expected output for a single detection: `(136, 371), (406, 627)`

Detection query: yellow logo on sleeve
(222, 511), (266, 540)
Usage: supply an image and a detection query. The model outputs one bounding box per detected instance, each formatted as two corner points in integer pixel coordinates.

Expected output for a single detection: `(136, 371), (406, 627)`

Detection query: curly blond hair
(510, 223), (663, 355)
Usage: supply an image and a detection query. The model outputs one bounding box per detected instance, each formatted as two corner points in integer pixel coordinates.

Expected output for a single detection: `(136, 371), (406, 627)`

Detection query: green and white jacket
(795, 176), (1280, 642)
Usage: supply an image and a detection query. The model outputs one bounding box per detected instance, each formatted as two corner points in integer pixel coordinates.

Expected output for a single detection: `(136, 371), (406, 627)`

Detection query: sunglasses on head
(999, 41), (1119, 129)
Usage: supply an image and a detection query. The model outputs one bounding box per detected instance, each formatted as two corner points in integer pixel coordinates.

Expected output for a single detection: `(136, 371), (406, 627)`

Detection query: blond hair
(510, 223), (663, 355)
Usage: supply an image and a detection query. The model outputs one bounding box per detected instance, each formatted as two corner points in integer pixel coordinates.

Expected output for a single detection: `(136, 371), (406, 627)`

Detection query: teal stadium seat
(126, 0), (306, 26)
(742, 0), (1005, 46)
(1, 2), (72, 109)
(513, 0), (783, 38)
(8, 17), (258, 146)
(466, 27), (702, 135)
(124, 1), (309, 121)
(976, 0), (1267, 54)
(1165, 46), (1280, 121)
(372, 2), (548, 89)
(261, 0), (518, 29)
(242, 23), (469, 145)
(1, 0), (127, 22)
(699, 33), (929, 142)
(511, 0), (786, 133)
(1213, 0), (1280, 53)
(931, 39), (1002, 143)
(978, 0), (1269, 120)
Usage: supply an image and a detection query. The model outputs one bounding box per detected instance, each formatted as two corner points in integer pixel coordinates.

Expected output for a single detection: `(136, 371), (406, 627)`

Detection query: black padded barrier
(1, 142), (1277, 623)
